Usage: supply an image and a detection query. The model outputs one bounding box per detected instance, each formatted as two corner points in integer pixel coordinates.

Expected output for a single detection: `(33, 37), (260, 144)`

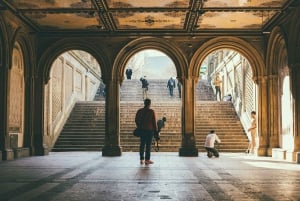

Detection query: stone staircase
(120, 79), (182, 101)
(52, 102), (105, 151)
(53, 78), (249, 153)
(195, 101), (248, 152)
(120, 101), (182, 152)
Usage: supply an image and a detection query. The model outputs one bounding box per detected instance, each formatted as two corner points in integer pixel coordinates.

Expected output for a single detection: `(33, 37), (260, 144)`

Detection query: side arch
(266, 26), (288, 75)
(113, 37), (188, 83)
(37, 39), (108, 84)
(14, 32), (35, 79)
(190, 36), (266, 81)
(287, 6), (300, 66)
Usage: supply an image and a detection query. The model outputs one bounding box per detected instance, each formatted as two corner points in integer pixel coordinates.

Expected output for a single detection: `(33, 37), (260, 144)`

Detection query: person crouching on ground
(204, 130), (221, 158)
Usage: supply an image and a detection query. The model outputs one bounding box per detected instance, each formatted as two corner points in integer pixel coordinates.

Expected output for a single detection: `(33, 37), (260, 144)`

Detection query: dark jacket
(135, 107), (157, 131)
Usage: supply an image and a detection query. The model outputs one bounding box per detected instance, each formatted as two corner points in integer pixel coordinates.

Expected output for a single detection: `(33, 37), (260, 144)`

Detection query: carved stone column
(102, 78), (122, 156)
(0, 51), (11, 160)
(255, 76), (269, 156)
(179, 77), (198, 156)
(31, 76), (49, 156)
(267, 75), (280, 156)
(290, 63), (300, 160)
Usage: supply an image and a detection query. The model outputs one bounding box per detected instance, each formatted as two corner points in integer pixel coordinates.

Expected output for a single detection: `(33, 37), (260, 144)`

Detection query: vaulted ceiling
(0, 0), (298, 36)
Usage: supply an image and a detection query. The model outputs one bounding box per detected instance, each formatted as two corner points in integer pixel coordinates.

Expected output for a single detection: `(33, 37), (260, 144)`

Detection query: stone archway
(36, 39), (107, 153)
(8, 42), (25, 153)
(287, 9), (300, 158)
(37, 39), (107, 84)
(190, 37), (264, 78)
(113, 37), (188, 82)
(266, 27), (289, 155)
(102, 37), (197, 156)
(190, 36), (267, 156)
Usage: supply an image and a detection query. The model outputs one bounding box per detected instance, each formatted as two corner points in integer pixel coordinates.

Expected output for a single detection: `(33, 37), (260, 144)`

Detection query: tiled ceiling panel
(24, 13), (102, 30)
(203, 0), (289, 7)
(113, 11), (186, 29)
(107, 0), (189, 8)
(0, 0), (296, 33)
(198, 11), (278, 29)
(10, 0), (93, 9)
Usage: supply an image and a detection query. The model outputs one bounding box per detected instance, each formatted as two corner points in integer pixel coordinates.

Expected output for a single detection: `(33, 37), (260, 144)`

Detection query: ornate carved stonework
(8, 44), (24, 133)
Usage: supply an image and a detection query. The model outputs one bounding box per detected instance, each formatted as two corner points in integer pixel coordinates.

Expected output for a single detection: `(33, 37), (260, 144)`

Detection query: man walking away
(167, 77), (176, 97)
(140, 76), (149, 100)
(135, 98), (158, 165)
(125, 68), (132, 79)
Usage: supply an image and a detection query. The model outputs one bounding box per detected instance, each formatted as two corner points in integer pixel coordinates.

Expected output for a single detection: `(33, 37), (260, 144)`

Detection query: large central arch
(113, 37), (188, 82)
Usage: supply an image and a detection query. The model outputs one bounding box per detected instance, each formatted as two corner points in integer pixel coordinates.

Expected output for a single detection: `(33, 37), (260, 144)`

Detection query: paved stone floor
(0, 152), (299, 201)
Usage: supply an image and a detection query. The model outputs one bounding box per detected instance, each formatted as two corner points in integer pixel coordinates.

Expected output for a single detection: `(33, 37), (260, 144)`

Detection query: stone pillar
(0, 53), (14, 160)
(291, 63), (300, 161)
(267, 75), (280, 156)
(102, 78), (122, 156)
(179, 77), (198, 156)
(256, 76), (269, 156)
(31, 76), (49, 156)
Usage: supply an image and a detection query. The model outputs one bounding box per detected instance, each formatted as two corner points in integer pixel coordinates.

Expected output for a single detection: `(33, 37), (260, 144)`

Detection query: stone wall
(208, 50), (255, 137)
(44, 51), (101, 148)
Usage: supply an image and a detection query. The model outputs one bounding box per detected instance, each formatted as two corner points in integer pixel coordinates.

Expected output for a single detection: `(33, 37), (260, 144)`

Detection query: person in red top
(135, 98), (158, 165)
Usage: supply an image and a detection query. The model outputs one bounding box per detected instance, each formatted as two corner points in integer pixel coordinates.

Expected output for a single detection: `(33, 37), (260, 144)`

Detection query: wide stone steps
(52, 102), (106, 152)
(119, 101), (182, 152)
(195, 101), (248, 151)
(53, 79), (249, 153)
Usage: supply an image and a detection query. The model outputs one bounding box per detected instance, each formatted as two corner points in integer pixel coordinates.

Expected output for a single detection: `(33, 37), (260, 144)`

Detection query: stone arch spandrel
(287, 8), (300, 100)
(190, 36), (265, 81)
(287, 6), (300, 67)
(266, 26), (289, 150)
(287, 8), (300, 145)
(113, 37), (188, 83)
(37, 39), (108, 84)
(15, 33), (35, 79)
(267, 26), (288, 75)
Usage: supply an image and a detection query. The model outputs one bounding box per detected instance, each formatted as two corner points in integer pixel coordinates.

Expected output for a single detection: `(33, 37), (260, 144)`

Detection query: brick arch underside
(190, 37), (265, 80)
(267, 27), (288, 75)
(113, 38), (188, 82)
(37, 40), (106, 84)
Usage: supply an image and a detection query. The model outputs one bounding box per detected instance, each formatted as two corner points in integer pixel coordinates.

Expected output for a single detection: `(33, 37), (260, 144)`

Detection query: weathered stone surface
(0, 152), (299, 201)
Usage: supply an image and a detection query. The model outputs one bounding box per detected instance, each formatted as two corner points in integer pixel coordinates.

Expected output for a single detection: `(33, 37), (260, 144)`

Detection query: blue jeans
(168, 87), (174, 96)
(205, 147), (219, 157)
(139, 130), (154, 160)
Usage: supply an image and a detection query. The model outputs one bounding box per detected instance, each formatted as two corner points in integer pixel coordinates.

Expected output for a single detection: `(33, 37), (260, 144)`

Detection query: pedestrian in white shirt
(204, 130), (221, 158)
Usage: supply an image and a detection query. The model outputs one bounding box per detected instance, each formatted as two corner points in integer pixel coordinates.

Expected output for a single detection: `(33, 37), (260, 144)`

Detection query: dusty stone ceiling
(0, 0), (298, 35)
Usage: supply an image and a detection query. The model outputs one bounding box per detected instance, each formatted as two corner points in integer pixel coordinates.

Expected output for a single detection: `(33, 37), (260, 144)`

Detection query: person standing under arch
(177, 80), (181, 98)
(135, 98), (158, 165)
(125, 68), (132, 79)
(246, 111), (257, 154)
(213, 73), (222, 101)
(167, 77), (176, 97)
(140, 76), (149, 100)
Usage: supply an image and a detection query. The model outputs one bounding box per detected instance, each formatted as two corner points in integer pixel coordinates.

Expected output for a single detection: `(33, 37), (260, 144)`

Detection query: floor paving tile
(0, 152), (299, 201)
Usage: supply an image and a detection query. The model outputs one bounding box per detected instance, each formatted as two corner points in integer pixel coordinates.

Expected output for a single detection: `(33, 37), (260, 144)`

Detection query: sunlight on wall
(281, 76), (293, 150)
(125, 49), (176, 79)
